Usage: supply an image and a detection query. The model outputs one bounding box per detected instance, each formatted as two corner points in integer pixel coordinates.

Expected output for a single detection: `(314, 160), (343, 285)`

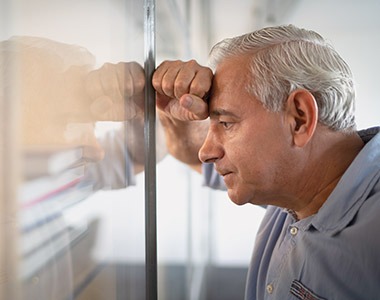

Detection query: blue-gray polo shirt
(203, 127), (380, 300)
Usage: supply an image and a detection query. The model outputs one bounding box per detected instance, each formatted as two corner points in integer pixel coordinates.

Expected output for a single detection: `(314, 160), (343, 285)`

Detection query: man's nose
(198, 132), (223, 163)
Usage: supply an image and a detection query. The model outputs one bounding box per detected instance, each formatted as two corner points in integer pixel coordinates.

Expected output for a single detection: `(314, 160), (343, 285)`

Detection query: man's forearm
(158, 111), (208, 173)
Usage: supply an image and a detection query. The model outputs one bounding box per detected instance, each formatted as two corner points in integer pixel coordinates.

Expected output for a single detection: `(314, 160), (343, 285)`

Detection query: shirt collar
(310, 129), (380, 236)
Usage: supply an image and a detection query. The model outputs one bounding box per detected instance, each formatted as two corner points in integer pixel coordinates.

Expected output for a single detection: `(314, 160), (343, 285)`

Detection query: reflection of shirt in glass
(204, 127), (380, 300)
(86, 127), (135, 190)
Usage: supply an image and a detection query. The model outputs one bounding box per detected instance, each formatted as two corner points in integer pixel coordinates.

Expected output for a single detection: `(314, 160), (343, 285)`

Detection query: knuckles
(153, 59), (213, 98)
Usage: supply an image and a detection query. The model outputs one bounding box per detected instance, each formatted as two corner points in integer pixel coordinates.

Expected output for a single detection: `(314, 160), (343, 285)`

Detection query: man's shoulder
(357, 126), (380, 144)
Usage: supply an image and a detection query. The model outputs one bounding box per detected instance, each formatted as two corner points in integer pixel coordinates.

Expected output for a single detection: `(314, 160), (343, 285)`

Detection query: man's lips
(215, 167), (232, 177)
(218, 170), (234, 187)
(221, 171), (232, 177)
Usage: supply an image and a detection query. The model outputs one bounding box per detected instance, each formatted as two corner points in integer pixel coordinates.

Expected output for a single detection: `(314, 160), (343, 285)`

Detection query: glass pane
(1, 0), (146, 299)
(155, 1), (266, 299)
(155, 1), (212, 299)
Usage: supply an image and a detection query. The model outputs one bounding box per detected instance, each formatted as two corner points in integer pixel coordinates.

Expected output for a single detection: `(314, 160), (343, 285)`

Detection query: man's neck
(294, 130), (364, 220)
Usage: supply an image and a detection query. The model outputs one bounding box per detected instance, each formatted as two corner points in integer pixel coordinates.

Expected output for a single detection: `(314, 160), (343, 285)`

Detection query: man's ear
(285, 89), (318, 147)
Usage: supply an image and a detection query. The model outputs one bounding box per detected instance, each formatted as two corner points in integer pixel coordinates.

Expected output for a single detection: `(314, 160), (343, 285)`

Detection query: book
(20, 220), (88, 280)
(19, 181), (94, 232)
(19, 165), (86, 209)
(20, 218), (100, 300)
(22, 145), (100, 179)
(20, 214), (69, 257)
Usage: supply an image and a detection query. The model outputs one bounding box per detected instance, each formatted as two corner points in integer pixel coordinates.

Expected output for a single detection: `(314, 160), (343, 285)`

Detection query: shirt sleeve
(202, 163), (227, 190)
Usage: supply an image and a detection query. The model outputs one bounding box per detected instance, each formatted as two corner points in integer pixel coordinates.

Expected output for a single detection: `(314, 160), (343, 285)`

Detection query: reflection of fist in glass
(0, 36), (145, 148)
(85, 61), (145, 121)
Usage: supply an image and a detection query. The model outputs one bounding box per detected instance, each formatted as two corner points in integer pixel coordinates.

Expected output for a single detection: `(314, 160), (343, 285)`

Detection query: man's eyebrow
(209, 108), (239, 119)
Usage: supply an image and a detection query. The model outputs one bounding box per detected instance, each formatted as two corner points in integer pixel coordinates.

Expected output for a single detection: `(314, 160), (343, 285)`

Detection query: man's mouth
(221, 171), (232, 177)
(215, 167), (232, 177)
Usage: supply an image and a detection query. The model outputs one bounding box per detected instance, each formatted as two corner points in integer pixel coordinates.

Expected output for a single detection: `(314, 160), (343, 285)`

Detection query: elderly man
(153, 24), (380, 300)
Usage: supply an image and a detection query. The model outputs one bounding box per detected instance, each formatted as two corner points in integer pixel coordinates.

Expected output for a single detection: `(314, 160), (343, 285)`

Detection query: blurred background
(0, 0), (379, 299)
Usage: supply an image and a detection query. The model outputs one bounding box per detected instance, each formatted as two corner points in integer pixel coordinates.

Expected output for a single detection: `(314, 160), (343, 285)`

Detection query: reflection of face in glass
(1, 37), (95, 146)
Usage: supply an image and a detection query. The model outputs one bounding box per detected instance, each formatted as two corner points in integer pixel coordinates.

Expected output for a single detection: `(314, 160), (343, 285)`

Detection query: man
(153, 24), (380, 299)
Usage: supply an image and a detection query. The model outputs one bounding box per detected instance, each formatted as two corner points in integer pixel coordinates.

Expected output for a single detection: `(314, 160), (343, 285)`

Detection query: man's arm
(84, 61), (148, 174)
(152, 60), (213, 173)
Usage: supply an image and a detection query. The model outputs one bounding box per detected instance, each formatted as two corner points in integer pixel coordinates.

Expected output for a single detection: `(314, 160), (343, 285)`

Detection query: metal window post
(144, 0), (157, 299)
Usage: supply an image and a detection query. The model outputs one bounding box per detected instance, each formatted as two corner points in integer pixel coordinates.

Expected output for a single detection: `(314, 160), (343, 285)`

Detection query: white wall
(208, 0), (380, 129)
(284, 0), (380, 129)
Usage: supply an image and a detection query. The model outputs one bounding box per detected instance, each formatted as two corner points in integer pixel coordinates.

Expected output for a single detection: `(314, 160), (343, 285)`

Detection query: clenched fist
(152, 60), (212, 121)
(85, 61), (145, 121)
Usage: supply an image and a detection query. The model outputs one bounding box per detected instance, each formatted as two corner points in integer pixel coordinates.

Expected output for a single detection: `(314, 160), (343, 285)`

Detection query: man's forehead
(212, 67), (247, 95)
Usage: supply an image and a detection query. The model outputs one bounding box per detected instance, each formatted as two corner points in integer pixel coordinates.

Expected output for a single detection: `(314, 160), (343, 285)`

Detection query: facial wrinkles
(210, 73), (254, 189)
(209, 57), (286, 205)
(214, 57), (312, 207)
(210, 59), (252, 125)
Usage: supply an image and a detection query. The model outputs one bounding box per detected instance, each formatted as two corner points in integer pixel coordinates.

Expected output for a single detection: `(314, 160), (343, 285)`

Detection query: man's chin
(227, 189), (250, 206)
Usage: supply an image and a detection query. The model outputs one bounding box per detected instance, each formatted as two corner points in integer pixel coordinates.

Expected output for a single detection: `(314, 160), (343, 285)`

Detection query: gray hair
(209, 24), (356, 131)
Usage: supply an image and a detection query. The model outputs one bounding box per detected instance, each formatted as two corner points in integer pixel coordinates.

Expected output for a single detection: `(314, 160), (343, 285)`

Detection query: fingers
(85, 59), (212, 122)
(86, 62), (145, 100)
(180, 94), (209, 120)
(85, 61), (145, 121)
(119, 62), (145, 97)
(153, 60), (213, 100)
(156, 93), (209, 121)
(153, 60), (213, 121)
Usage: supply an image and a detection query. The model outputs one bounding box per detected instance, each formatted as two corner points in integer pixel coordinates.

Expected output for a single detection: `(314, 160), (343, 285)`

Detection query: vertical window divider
(144, 0), (157, 299)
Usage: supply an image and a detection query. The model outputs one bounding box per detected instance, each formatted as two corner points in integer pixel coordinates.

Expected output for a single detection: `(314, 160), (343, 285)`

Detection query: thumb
(180, 94), (209, 120)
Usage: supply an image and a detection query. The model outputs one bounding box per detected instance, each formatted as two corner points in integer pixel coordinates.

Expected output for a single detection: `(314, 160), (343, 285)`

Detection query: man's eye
(220, 121), (232, 129)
